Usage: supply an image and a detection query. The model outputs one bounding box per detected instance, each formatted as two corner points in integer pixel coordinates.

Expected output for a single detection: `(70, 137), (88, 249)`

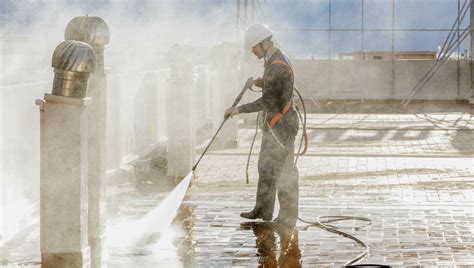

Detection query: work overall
(238, 48), (299, 226)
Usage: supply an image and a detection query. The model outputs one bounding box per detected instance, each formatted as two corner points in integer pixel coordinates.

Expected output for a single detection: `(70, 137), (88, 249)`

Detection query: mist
(0, 0), (472, 266)
(0, 0), (241, 252)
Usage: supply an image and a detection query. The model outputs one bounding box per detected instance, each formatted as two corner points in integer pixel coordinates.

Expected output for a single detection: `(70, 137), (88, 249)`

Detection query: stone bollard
(38, 40), (96, 268)
(65, 16), (110, 268)
(210, 42), (240, 149)
(167, 44), (196, 182)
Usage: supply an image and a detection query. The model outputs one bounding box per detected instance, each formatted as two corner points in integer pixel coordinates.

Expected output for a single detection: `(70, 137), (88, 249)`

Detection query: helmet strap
(259, 42), (269, 61)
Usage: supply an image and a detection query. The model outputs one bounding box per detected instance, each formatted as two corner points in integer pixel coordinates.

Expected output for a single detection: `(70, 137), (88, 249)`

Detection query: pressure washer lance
(189, 77), (377, 267)
(191, 77), (254, 172)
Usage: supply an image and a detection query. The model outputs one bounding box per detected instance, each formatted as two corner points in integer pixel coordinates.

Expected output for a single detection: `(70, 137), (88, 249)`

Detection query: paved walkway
(0, 112), (473, 267)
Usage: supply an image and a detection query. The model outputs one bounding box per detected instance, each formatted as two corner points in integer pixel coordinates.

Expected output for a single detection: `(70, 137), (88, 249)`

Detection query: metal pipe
(392, 0), (395, 95)
(401, 1), (471, 106)
(457, 0), (461, 98)
(402, 27), (470, 106)
(436, 0), (470, 60)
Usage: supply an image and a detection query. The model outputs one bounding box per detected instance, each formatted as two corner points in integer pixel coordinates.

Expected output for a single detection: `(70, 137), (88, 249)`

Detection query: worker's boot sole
(240, 210), (272, 221)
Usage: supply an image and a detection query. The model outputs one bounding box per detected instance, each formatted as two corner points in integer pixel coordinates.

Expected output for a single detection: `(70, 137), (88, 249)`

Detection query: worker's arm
(224, 64), (290, 117)
(235, 76), (267, 114)
(224, 78), (265, 118)
(224, 97), (264, 118)
(237, 64), (285, 113)
(224, 106), (240, 118)
(245, 64), (291, 114)
(236, 98), (265, 113)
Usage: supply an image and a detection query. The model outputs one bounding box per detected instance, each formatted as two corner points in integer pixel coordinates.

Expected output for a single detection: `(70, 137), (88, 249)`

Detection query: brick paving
(0, 111), (473, 267)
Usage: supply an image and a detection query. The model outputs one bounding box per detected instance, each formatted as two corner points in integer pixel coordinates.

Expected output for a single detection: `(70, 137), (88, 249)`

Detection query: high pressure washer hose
(244, 86), (372, 266)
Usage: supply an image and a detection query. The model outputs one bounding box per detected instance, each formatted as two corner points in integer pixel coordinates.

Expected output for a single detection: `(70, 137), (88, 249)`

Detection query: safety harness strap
(269, 101), (292, 127)
(268, 59), (293, 128)
(270, 59), (294, 78)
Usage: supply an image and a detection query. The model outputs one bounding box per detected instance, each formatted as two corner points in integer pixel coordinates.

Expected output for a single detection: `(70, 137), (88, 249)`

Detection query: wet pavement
(0, 111), (473, 267)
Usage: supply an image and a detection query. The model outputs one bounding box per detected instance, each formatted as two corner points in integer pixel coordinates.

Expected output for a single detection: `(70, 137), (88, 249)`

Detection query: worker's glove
(253, 78), (264, 88)
(224, 107), (240, 119)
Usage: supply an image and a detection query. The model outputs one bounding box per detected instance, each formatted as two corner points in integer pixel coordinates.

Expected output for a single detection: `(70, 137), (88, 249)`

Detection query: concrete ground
(1, 110), (473, 267)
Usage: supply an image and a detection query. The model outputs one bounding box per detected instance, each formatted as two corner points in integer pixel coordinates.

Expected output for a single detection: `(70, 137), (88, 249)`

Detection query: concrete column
(38, 40), (96, 267)
(167, 44), (196, 181)
(65, 16), (110, 267)
(133, 72), (158, 154)
(470, 2), (474, 104)
(106, 72), (120, 170)
(194, 67), (210, 132)
(210, 42), (240, 149)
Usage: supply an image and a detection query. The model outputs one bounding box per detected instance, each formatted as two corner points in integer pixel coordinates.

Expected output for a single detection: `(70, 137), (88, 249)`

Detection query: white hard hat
(244, 24), (273, 50)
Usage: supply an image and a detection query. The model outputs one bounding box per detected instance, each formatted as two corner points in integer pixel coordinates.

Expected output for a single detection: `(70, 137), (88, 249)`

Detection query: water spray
(108, 78), (254, 244)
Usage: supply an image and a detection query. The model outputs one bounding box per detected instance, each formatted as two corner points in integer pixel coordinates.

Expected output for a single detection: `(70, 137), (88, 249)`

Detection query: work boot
(240, 209), (272, 221)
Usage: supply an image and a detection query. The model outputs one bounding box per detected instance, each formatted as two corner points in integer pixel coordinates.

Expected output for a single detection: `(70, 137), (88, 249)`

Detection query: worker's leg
(276, 153), (299, 227)
(253, 132), (286, 219)
(275, 111), (299, 227)
(242, 131), (287, 219)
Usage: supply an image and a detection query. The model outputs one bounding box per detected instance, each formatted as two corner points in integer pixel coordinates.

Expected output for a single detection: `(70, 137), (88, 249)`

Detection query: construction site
(0, 0), (473, 267)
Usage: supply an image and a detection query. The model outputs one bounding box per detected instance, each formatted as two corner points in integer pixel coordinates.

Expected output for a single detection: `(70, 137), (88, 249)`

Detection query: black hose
(244, 86), (307, 182)
(245, 112), (260, 184)
(295, 106), (305, 163)
(293, 87), (307, 164)
(292, 87), (371, 265)
(298, 215), (372, 266)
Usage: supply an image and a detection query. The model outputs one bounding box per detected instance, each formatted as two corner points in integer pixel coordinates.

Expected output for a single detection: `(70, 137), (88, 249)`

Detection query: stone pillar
(65, 16), (110, 267)
(210, 42), (240, 149)
(105, 71), (120, 170)
(470, 2), (474, 104)
(167, 44), (196, 181)
(38, 40), (96, 267)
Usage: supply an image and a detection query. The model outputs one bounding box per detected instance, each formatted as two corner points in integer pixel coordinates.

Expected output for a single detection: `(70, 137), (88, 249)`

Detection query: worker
(224, 24), (299, 227)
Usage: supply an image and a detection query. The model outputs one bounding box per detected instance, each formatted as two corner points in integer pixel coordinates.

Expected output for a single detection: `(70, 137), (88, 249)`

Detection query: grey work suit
(238, 48), (299, 226)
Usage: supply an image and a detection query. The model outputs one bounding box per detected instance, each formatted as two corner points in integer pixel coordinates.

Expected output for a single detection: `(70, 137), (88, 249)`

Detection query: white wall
(292, 59), (471, 100)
